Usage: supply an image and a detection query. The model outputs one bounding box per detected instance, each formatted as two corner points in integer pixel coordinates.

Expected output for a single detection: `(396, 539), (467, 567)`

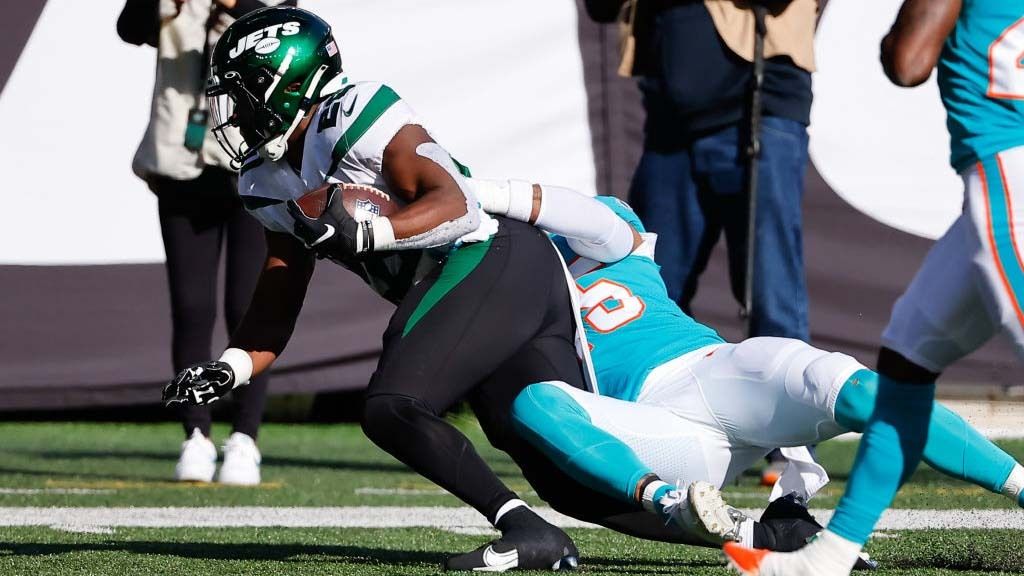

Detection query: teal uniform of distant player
(724, 1), (1024, 573)
(940, 1), (1024, 172)
(550, 196), (723, 402)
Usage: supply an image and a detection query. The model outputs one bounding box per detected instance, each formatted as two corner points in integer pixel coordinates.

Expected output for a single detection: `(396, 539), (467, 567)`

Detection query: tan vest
(705, 0), (817, 73)
(617, 0), (818, 77)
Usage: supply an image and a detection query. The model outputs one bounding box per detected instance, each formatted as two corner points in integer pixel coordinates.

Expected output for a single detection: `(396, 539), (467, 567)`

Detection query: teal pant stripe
(981, 156), (1024, 319)
(828, 375), (934, 545)
(511, 383), (651, 504)
(835, 369), (1017, 497)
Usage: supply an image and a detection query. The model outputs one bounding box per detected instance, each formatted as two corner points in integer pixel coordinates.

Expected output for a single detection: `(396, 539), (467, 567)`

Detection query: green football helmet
(207, 6), (343, 166)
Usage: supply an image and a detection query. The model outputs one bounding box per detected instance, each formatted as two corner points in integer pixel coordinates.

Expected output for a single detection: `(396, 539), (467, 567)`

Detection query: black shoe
(757, 493), (879, 571)
(444, 506), (579, 572)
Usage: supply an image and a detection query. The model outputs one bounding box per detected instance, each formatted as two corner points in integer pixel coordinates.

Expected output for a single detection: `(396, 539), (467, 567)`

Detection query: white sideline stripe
(0, 507), (1022, 530)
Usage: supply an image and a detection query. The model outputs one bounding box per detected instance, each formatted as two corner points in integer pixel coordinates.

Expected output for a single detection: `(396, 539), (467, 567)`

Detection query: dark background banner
(0, 1), (1014, 412)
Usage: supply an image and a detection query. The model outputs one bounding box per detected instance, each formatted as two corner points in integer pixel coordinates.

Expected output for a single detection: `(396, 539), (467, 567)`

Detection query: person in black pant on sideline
(118, 0), (295, 485)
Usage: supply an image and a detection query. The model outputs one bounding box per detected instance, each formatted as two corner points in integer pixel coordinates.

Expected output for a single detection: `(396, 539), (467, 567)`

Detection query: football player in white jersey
(160, 6), (645, 572)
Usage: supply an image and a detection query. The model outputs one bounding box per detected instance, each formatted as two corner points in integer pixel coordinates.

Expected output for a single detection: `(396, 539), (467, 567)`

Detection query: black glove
(162, 361), (236, 406)
(286, 185), (368, 259)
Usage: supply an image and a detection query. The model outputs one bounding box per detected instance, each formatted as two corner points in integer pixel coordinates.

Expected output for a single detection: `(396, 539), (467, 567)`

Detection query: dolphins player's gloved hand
(286, 186), (364, 258)
(162, 361), (236, 406)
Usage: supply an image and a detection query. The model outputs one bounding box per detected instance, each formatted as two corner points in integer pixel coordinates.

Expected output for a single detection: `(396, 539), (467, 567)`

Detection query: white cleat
(174, 428), (216, 482)
(723, 530), (861, 576)
(218, 432), (261, 486)
(687, 481), (749, 544)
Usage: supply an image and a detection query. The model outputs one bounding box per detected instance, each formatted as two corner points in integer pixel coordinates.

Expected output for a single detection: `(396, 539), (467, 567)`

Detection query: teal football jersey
(939, 0), (1024, 171)
(551, 197), (724, 402)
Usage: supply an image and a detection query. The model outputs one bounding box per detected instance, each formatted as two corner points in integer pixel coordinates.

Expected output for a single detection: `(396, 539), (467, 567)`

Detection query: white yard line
(354, 487), (449, 496)
(0, 507), (1021, 531)
(0, 488), (115, 495)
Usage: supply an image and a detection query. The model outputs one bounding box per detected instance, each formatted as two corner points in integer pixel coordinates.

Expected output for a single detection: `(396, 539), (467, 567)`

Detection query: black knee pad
(361, 394), (432, 448)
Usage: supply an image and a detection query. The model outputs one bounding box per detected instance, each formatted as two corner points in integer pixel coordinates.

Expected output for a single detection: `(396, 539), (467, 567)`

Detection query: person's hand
(286, 186), (364, 259)
(162, 361), (236, 406)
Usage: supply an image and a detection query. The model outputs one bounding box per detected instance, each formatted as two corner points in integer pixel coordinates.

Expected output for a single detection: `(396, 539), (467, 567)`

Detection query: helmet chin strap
(259, 64), (330, 162)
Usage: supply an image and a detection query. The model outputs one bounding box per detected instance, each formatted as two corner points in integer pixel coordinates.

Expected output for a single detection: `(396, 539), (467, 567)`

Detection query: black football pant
(362, 217), (588, 524)
(152, 167), (269, 439)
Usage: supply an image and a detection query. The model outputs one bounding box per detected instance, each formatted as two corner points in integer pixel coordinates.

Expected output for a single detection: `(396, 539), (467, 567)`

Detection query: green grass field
(0, 421), (1022, 575)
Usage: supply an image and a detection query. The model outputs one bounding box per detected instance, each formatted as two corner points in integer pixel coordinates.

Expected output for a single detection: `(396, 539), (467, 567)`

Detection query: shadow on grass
(0, 540), (446, 566)
(0, 541), (723, 573)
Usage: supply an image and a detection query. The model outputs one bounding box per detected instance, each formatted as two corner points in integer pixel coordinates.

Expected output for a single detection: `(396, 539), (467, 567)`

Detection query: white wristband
(218, 348), (253, 388)
(468, 178), (533, 222)
(506, 180), (535, 222)
(469, 178), (511, 215)
(367, 216), (397, 251)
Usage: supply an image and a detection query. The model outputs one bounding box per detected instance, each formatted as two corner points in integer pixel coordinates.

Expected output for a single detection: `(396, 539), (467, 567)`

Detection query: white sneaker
(686, 481), (749, 544)
(218, 432), (261, 486)
(174, 428), (216, 482)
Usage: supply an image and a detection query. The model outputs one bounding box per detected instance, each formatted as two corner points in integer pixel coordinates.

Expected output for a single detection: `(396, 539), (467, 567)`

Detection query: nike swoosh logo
(313, 224), (335, 246)
(343, 95), (358, 117)
(480, 545), (518, 571)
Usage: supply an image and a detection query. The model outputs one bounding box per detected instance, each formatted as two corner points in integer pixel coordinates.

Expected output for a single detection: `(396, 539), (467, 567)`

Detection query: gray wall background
(0, 1), (1015, 411)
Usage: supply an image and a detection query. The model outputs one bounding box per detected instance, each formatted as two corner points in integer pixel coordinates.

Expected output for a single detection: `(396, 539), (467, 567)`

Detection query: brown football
(295, 183), (399, 222)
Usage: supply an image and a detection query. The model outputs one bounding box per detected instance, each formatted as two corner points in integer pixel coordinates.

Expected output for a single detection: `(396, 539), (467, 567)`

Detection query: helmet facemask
(206, 7), (344, 168)
(208, 69), (284, 167)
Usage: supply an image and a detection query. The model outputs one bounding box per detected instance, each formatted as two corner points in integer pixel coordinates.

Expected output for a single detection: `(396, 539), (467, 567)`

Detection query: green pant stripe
(328, 85), (401, 176)
(402, 238), (492, 337)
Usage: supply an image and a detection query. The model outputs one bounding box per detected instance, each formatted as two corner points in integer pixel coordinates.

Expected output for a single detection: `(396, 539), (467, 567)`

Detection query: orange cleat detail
(760, 462), (785, 487)
(723, 542), (772, 575)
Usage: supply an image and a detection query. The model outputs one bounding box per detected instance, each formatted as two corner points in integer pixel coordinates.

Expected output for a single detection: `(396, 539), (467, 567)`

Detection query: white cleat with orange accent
(723, 530), (862, 576)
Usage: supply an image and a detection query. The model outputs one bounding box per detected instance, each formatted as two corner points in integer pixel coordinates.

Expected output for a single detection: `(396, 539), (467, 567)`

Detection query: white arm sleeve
(535, 185), (635, 263)
(469, 178), (635, 262)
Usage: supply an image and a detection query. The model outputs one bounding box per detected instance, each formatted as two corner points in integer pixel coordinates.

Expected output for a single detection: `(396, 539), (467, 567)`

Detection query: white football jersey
(238, 80), (419, 233)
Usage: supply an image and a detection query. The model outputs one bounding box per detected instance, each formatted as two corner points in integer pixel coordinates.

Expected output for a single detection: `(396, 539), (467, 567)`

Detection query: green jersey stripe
(328, 85), (401, 176)
(402, 238), (492, 337)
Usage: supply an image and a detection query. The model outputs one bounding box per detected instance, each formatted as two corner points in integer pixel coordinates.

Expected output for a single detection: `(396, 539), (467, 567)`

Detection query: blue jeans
(630, 116), (810, 340)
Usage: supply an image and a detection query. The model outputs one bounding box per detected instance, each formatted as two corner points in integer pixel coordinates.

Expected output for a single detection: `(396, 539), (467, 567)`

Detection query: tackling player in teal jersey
(726, 1), (1024, 574)
(551, 201), (723, 402)
(504, 196), (1024, 556)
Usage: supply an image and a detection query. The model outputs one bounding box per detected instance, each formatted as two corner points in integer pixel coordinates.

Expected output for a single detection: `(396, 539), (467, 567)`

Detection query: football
(295, 182), (399, 222)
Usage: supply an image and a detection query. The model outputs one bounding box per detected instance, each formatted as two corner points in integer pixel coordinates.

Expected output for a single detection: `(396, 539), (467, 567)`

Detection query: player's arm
(162, 230), (315, 406)
(286, 124), (483, 256)
(376, 124), (481, 244)
(880, 0), (961, 87)
(470, 178), (641, 262)
(226, 230), (316, 374)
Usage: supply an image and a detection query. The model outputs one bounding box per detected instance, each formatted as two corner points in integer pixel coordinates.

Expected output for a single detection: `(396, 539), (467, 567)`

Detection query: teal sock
(511, 383), (651, 503)
(828, 374), (935, 545)
(835, 369), (1018, 497)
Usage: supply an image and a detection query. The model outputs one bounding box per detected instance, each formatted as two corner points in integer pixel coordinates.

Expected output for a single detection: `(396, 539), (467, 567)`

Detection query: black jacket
(584, 0), (812, 140)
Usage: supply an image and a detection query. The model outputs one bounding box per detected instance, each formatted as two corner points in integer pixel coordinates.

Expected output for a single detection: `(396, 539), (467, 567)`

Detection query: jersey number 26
(989, 16), (1024, 100)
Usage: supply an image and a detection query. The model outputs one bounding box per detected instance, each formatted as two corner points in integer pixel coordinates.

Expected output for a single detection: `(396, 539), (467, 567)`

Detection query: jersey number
(579, 279), (645, 333)
(988, 16), (1024, 100)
